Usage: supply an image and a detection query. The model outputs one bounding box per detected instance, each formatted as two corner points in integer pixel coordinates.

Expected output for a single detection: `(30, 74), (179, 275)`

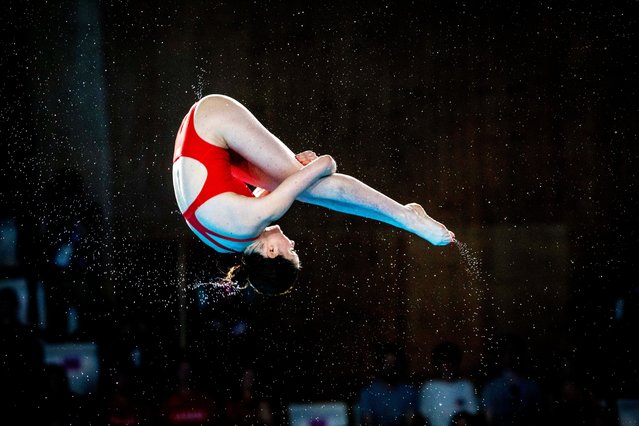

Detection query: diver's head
(247, 225), (299, 265)
(235, 225), (300, 296)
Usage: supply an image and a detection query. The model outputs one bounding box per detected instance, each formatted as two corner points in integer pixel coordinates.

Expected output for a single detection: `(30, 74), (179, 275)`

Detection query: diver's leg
(230, 149), (453, 246)
(199, 95), (453, 245)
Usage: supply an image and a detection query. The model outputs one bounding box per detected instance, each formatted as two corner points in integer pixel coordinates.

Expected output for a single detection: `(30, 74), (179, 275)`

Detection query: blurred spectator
(417, 341), (479, 426)
(223, 365), (273, 426)
(481, 334), (544, 426)
(159, 358), (219, 425)
(0, 286), (45, 421)
(357, 343), (417, 426)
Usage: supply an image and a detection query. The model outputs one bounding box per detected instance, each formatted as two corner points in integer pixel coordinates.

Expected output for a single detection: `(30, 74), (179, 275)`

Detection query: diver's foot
(405, 203), (455, 246)
(405, 202), (428, 218)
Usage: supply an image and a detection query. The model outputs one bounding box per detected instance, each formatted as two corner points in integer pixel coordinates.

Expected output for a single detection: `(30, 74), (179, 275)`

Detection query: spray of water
(454, 240), (484, 284)
(192, 66), (208, 99)
(453, 238), (492, 377)
(189, 279), (244, 301)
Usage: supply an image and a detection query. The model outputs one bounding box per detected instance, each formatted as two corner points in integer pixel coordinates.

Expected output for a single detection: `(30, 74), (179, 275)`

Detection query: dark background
(1, 0), (637, 421)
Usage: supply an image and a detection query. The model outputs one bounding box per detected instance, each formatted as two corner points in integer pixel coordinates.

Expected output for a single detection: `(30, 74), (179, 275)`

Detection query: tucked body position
(173, 95), (454, 295)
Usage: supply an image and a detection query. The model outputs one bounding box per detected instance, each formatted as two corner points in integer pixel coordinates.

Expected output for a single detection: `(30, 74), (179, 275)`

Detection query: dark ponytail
(224, 253), (300, 296)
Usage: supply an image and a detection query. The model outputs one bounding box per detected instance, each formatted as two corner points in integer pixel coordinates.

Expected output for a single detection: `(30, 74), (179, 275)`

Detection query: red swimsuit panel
(173, 102), (257, 253)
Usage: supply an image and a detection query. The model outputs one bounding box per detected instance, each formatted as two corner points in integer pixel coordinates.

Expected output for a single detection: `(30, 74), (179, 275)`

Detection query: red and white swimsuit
(173, 102), (258, 253)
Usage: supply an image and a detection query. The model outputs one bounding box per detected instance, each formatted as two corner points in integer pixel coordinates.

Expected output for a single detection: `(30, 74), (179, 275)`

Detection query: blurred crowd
(356, 340), (617, 426)
(0, 283), (624, 425)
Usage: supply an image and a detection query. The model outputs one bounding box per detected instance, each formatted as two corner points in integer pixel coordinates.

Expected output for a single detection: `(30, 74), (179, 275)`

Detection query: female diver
(172, 95), (455, 295)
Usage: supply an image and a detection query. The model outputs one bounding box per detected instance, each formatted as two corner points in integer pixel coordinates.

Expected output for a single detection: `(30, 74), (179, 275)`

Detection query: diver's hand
(295, 150), (318, 166)
(311, 154), (337, 176)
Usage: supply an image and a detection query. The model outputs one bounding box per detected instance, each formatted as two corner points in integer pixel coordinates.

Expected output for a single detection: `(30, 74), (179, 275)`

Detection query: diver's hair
(223, 252), (300, 296)
(243, 239), (263, 256)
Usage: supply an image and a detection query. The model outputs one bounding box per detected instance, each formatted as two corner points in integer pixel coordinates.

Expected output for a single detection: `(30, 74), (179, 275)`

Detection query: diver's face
(259, 225), (299, 266)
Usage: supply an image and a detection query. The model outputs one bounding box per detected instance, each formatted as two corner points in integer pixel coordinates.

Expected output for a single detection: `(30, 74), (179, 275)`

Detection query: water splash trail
(454, 240), (485, 285)
(189, 280), (244, 303)
(192, 66), (208, 99)
(453, 238), (492, 375)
